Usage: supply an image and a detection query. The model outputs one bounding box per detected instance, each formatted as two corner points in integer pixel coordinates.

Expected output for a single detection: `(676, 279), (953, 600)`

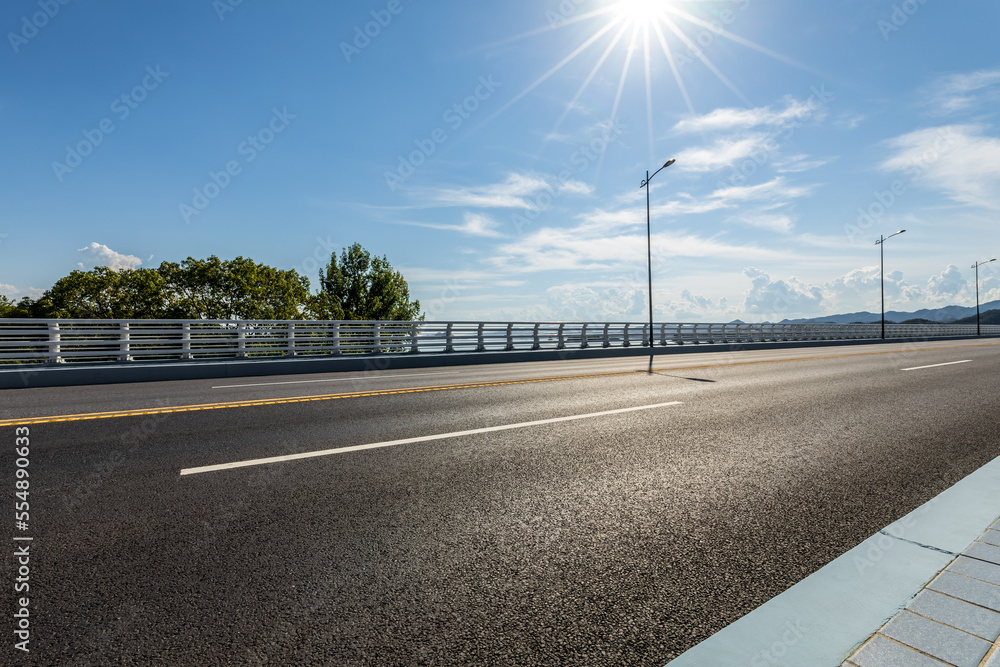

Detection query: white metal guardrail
(0, 319), (996, 365)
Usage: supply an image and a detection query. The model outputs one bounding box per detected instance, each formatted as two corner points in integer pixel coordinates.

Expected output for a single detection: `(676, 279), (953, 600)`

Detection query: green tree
(313, 243), (422, 320)
(157, 256), (310, 320)
(7, 256), (311, 320)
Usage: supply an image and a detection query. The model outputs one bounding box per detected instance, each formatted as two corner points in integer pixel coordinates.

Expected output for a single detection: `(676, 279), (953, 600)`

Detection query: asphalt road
(2, 339), (1000, 665)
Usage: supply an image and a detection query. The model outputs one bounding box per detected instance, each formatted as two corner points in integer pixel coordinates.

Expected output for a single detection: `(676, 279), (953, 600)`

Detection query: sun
(612, 0), (664, 26)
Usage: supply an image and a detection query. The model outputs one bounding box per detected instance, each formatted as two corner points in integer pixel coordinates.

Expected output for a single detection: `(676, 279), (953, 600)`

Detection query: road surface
(2, 339), (999, 665)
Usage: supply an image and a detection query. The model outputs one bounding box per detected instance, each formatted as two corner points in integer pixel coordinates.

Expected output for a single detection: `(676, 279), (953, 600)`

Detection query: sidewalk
(843, 519), (1000, 666)
(666, 455), (1000, 666)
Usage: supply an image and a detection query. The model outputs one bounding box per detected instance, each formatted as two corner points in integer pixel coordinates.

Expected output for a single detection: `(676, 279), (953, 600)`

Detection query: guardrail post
(331, 322), (341, 355)
(674, 323), (683, 345)
(372, 321), (381, 354)
(580, 323), (589, 349)
(602, 324), (610, 348)
(410, 322), (419, 353)
(557, 323), (566, 349)
(505, 323), (514, 350)
(47, 321), (62, 364)
(659, 323), (666, 346)
(118, 322), (131, 362)
(623, 323), (631, 347)
(445, 323), (454, 352)
(477, 323), (485, 351)
(642, 323), (650, 347)
(237, 321), (247, 358)
(286, 322), (296, 356)
(181, 322), (192, 360)
(532, 323), (541, 350)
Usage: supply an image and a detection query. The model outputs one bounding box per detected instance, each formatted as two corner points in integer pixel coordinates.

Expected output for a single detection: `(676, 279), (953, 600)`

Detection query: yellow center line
(1, 341), (996, 426)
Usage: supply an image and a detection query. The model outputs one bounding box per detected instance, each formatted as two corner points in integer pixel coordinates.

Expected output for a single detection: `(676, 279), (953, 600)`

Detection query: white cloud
(674, 134), (776, 172)
(742, 267), (825, 316)
(0, 284), (44, 301)
(730, 211), (795, 233)
(881, 124), (1000, 210)
(926, 264), (967, 297)
(412, 172), (592, 210)
(922, 69), (1000, 116)
(709, 177), (814, 203)
(76, 242), (142, 271)
(774, 154), (829, 173)
(492, 219), (785, 274)
(399, 211), (505, 238)
(518, 284), (647, 321)
(672, 98), (820, 134)
(981, 277), (1000, 303)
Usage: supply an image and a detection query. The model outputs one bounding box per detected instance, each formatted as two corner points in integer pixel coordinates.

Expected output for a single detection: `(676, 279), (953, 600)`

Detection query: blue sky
(2, 0), (1000, 322)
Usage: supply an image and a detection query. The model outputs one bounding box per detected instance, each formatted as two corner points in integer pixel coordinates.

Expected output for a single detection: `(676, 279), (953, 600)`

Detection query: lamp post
(875, 230), (905, 339)
(640, 158), (675, 347)
(972, 258), (996, 336)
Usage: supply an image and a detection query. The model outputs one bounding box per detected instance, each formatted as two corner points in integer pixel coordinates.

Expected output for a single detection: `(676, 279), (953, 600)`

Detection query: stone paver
(879, 610), (990, 667)
(843, 634), (949, 667)
(906, 588), (1000, 641)
(966, 541), (1000, 566)
(928, 570), (1000, 613)
(843, 520), (1000, 666)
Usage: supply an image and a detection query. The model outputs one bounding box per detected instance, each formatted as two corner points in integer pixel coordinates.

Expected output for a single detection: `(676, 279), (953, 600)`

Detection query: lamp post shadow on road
(972, 258), (996, 336)
(875, 230), (905, 340)
(641, 158), (675, 371)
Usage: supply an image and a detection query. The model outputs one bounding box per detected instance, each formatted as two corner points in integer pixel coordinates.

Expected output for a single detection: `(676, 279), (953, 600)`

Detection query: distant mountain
(953, 309), (1000, 325)
(780, 300), (1000, 324)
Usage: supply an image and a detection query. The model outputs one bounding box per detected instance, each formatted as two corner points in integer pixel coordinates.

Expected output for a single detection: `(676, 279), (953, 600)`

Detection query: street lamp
(972, 258), (996, 336)
(640, 158), (675, 348)
(875, 230), (906, 340)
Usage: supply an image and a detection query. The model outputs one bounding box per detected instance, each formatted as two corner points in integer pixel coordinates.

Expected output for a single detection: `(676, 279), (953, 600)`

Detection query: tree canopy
(313, 243), (423, 321)
(0, 245), (422, 321)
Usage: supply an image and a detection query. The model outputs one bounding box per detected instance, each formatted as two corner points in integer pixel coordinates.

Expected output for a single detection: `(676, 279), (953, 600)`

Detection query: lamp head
(663, 159), (676, 168)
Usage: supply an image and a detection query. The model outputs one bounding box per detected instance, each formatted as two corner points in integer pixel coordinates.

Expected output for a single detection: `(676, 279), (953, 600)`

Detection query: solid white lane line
(212, 370), (465, 389)
(901, 360), (972, 371)
(179, 401), (683, 476)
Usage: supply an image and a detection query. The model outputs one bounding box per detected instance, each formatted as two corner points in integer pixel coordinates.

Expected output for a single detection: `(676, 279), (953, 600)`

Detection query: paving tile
(992, 517), (1000, 532)
(847, 634), (950, 667)
(949, 555), (1000, 588)
(980, 529), (1000, 548)
(928, 571), (1000, 612)
(906, 588), (1000, 641)
(880, 610), (991, 667)
(966, 541), (1000, 566)
(984, 647), (1000, 667)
